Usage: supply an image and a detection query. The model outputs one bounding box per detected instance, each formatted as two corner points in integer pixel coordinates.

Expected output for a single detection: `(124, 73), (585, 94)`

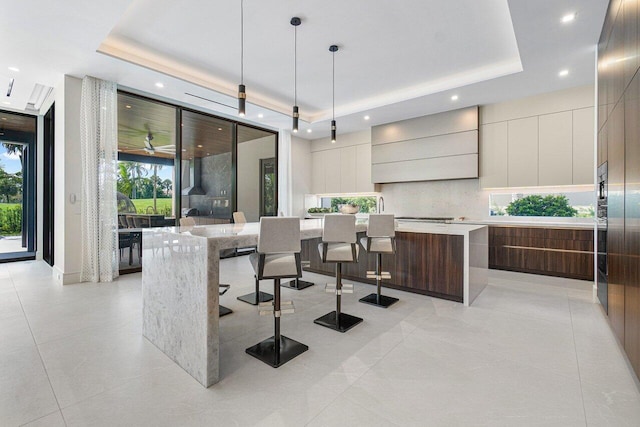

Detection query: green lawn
(130, 198), (173, 215)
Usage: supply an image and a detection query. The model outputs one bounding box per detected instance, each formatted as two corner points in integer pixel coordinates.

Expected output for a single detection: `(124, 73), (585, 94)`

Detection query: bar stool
(359, 214), (399, 308)
(314, 214), (363, 333)
(245, 217), (308, 367)
(235, 211), (273, 305)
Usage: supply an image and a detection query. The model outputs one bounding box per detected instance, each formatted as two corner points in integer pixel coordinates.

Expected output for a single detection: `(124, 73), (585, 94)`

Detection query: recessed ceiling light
(1, 117), (6, 121)
(182, 149), (186, 152)
(258, 113), (264, 118)
(307, 129), (312, 133)
(218, 127), (222, 131)
(561, 13), (576, 23)
(197, 144), (203, 148)
(206, 153), (210, 155)
(125, 105), (132, 109)
(451, 95), (459, 101)
(155, 82), (164, 88)
(558, 69), (569, 77)
(364, 115), (370, 121)
(8, 67), (19, 72)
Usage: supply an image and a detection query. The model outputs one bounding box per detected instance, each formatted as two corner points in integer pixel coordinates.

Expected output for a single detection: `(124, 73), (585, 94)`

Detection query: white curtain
(278, 130), (293, 216)
(80, 76), (119, 282)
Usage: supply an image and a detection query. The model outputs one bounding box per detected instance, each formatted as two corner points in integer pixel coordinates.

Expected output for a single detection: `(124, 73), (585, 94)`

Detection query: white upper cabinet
(507, 117), (539, 187)
(539, 111), (573, 186)
(310, 130), (376, 194)
(324, 149), (342, 193)
(356, 144), (375, 192)
(480, 85), (595, 188)
(479, 122), (508, 188)
(311, 151), (325, 194)
(340, 146), (357, 193)
(573, 107), (595, 185)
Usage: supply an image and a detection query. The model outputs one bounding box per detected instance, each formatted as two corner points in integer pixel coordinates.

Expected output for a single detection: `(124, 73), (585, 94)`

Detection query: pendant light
(291, 17), (301, 133)
(329, 45), (338, 143)
(238, 0), (246, 117)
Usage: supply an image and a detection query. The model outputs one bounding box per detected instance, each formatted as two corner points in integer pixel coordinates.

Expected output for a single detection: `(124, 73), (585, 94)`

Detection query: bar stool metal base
(219, 305), (233, 317)
(237, 291), (273, 305)
(314, 311), (363, 333)
(245, 335), (308, 368)
(281, 279), (314, 291)
(359, 293), (399, 308)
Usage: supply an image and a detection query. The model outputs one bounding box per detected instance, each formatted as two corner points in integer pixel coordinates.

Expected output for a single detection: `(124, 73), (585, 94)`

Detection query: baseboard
(53, 266), (82, 285)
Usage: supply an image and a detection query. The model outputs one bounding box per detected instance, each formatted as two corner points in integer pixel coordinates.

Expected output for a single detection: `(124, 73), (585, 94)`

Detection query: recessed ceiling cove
(99, 0), (521, 123)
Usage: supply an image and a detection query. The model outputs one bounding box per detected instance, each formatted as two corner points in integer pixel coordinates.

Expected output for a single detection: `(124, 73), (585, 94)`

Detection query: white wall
(291, 136), (311, 218)
(237, 135), (276, 223)
(52, 75), (83, 284)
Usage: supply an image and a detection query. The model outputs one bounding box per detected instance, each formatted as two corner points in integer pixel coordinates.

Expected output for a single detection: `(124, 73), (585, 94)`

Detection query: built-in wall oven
(597, 162), (608, 312)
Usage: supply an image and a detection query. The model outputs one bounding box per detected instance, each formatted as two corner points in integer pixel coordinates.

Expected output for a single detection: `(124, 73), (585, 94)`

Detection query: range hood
(181, 158), (206, 196)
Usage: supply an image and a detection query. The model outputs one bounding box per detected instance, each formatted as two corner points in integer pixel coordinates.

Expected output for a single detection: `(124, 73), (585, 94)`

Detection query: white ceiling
(0, 0), (608, 139)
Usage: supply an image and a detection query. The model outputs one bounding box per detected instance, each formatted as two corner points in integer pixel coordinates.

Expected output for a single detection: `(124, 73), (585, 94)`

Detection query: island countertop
(141, 218), (488, 388)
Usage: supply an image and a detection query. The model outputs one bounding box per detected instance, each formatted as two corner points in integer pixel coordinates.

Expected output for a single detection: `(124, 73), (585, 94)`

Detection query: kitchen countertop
(450, 219), (595, 229)
(395, 221), (487, 235)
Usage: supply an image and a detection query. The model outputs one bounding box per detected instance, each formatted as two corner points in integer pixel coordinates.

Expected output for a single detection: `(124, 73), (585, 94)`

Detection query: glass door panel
(0, 110), (36, 261)
(180, 111), (233, 225)
(236, 125), (276, 222)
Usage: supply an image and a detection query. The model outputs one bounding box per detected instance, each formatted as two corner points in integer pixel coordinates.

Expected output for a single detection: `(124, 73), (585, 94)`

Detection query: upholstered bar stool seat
(235, 211), (273, 305)
(359, 214), (399, 308)
(314, 214), (364, 333)
(245, 217), (308, 368)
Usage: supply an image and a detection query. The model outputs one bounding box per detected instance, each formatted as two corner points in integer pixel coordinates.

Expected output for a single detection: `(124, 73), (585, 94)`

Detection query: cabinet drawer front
(544, 251), (594, 280)
(545, 239), (594, 251)
(545, 228), (594, 241)
(491, 226), (546, 239)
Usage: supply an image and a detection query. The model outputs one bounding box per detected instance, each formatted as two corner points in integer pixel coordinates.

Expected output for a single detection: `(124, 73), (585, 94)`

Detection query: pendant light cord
(240, 0), (244, 85)
(294, 25), (297, 105)
(332, 50), (335, 120)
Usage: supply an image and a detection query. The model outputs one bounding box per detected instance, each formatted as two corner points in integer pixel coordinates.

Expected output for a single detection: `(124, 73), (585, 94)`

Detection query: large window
(490, 189), (595, 218)
(116, 92), (278, 271)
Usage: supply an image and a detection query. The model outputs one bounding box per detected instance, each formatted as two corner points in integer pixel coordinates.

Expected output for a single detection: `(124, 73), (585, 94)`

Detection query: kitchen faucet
(378, 196), (384, 213)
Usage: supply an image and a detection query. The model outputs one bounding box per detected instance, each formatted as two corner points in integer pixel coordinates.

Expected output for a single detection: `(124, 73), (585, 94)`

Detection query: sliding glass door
(0, 110), (36, 261)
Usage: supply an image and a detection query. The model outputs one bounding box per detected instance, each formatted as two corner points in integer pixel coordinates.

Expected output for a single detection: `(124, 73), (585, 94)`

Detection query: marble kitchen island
(141, 219), (487, 387)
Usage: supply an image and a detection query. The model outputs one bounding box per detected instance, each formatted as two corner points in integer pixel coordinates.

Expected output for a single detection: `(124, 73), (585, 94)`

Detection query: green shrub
(505, 195), (577, 217)
(0, 204), (22, 235)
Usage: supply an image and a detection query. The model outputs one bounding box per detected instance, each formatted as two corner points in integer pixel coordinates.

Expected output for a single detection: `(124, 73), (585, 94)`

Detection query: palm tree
(122, 162), (147, 199)
(151, 164), (163, 213)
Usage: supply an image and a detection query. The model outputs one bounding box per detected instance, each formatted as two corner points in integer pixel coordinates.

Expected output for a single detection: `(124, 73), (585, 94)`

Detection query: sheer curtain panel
(80, 76), (119, 282)
(278, 130), (292, 216)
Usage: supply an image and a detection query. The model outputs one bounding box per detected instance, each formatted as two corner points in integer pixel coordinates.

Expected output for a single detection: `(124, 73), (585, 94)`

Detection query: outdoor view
(0, 143), (24, 252)
(490, 191), (595, 218)
(117, 161), (174, 215)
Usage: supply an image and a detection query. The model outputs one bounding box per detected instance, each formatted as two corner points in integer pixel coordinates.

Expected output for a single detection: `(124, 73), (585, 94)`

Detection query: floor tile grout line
(12, 262), (69, 427)
(567, 294), (589, 426)
(18, 409), (63, 427)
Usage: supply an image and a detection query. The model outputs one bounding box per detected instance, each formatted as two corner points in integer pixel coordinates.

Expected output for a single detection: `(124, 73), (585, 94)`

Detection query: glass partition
(117, 93), (177, 272)
(180, 110), (233, 224)
(236, 125), (277, 222)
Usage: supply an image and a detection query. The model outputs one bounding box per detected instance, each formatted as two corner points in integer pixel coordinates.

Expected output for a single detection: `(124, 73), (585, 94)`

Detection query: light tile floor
(1, 258), (639, 426)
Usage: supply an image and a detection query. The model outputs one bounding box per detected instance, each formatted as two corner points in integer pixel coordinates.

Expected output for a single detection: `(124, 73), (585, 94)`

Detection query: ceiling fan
(119, 124), (175, 155)
(143, 131), (176, 155)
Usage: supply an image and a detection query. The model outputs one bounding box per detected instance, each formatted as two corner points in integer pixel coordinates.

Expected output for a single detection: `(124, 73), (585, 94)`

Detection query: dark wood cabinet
(598, 0), (640, 381)
(302, 231), (464, 302)
(489, 226), (594, 281)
